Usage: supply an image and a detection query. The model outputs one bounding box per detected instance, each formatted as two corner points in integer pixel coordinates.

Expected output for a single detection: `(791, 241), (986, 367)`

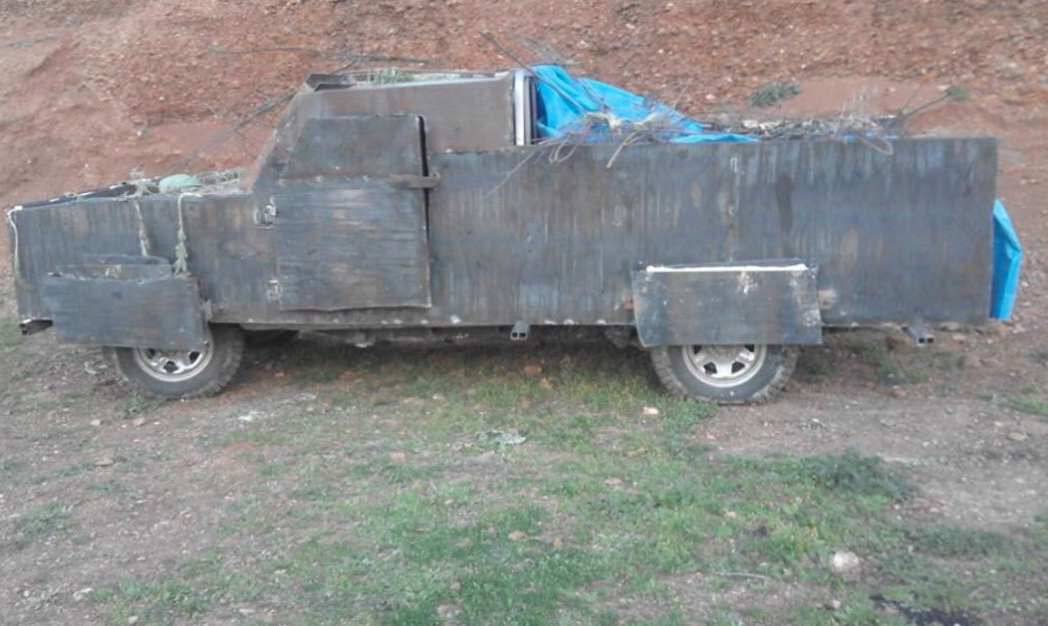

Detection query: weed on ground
(750, 82), (802, 107)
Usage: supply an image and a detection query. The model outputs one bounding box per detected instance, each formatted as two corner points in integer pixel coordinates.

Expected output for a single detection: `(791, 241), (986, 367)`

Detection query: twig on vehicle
(899, 83), (924, 117)
(483, 146), (545, 197)
(479, 30), (588, 111)
(896, 85), (967, 132)
(858, 134), (894, 156)
(165, 90), (296, 175)
(898, 91), (952, 121)
(605, 130), (643, 168)
(521, 37), (577, 66)
(173, 193), (202, 274)
(165, 55), (391, 174)
(132, 199), (150, 257)
(6, 206), (21, 279)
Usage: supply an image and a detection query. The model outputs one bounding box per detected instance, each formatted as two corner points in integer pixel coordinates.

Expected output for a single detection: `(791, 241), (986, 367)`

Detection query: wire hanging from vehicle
(173, 193), (202, 274)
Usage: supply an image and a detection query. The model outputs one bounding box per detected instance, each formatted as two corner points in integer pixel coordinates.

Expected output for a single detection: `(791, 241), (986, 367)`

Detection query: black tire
(104, 325), (245, 400)
(650, 344), (797, 405)
(244, 329), (299, 349)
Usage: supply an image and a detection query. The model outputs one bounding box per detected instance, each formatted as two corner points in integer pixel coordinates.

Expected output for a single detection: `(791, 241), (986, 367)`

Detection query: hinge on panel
(255, 202), (277, 227)
(266, 279), (281, 301)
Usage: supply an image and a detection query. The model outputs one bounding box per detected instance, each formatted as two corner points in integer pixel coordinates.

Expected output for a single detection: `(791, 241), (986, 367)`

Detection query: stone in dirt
(94, 457), (115, 467)
(642, 406), (660, 416)
(831, 550), (861, 581)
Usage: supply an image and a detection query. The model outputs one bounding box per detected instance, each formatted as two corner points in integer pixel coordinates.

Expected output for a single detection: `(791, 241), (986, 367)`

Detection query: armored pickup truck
(7, 67), (1001, 403)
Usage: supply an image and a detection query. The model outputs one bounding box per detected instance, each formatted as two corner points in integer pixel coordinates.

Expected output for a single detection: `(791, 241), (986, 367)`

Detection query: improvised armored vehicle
(7, 66), (1011, 403)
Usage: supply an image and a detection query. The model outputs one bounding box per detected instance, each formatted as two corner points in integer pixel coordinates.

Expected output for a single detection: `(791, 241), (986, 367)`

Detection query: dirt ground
(1, 1), (1047, 625)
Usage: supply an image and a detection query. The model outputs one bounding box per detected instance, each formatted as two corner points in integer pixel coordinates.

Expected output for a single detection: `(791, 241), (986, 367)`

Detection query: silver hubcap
(680, 344), (767, 388)
(132, 343), (213, 383)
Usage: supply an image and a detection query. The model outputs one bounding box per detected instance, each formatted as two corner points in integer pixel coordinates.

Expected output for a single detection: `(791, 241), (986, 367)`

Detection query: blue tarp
(531, 65), (1022, 319)
(991, 200), (1022, 319)
(532, 64), (754, 143)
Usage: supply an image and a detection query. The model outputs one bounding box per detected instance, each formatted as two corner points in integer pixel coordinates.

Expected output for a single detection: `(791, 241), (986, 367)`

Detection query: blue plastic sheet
(991, 200), (1022, 319)
(532, 64), (754, 143)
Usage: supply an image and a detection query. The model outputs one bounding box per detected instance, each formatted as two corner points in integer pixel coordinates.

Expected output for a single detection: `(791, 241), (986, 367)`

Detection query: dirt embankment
(2, 0), (1046, 200)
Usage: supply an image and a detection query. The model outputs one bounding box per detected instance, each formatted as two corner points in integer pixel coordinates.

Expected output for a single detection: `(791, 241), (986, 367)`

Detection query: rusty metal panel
(270, 114), (431, 311)
(280, 116), (424, 179)
(424, 137), (995, 327)
(11, 196), (182, 320)
(273, 182), (430, 311)
(631, 263), (822, 346)
(312, 74), (515, 154)
(42, 271), (208, 349)
(12, 138), (996, 334)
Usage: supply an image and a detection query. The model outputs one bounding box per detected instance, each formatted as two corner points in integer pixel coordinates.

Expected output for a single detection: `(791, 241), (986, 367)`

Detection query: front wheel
(104, 325), (245, 400)
(650, 344), (797, 405)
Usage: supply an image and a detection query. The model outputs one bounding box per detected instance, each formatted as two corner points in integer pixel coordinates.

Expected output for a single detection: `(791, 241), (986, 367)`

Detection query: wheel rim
(132, 342), (214, 383)
(680, 344), (768, 388)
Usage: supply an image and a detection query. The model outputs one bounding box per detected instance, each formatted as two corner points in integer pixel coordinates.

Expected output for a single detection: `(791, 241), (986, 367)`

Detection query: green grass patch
(29, 461), (96, 485)
(88, 451), (995, 625)
(906, 524), (1010, 558)
(750, 82), (802, 107)
(1001, 393), (1048, 417)
(80, 338), (1048, 625)
(0, 457), (24, 476)
(851, 340), (929, 385)
(89, 550), (263, 624)
(91, 450), (1048, 625)
(117, 394), (165, 419)
(14, 501), (75, 548)
(0, 317), (24, 349)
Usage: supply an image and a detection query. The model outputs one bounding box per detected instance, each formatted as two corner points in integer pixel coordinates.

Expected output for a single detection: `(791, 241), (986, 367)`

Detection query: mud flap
(631, 261), (822, 347)
(42, 263), (209, 350)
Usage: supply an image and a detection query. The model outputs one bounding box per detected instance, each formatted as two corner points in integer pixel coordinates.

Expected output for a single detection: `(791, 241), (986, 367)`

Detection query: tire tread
(105, 325), (245, 400)
(650, 345), (798, 405)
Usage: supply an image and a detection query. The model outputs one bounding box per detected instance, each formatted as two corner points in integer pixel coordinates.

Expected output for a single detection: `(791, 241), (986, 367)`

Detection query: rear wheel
(104, 325), (245, 399)
(650, 344), (797, 404)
